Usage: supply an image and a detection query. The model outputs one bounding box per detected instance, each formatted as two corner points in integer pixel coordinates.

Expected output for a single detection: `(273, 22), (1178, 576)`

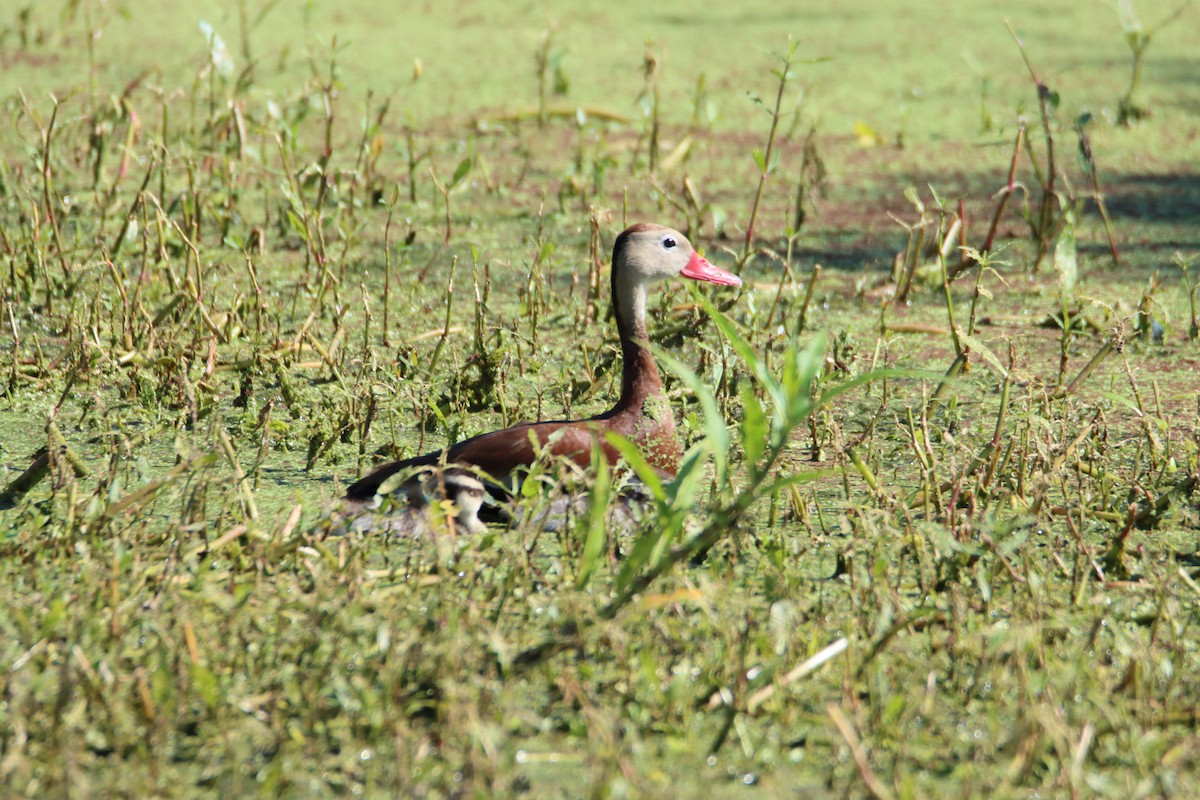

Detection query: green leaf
(520, 473), (541, 498)
(666, 439), (712, 514)
(740, 383), (766, 471)
(285, 210), (309, 243)
(191, 664), (220, 709)
(576, 451), (611, 589)
(687, 288), (787, 423)
(617, 517), (674, 595)
(603, 431), (665, 502)
(1054, 209), (1077, 295)
(604, 442), (702, 594)
(752, 147), (766, 173)
(451, 157), (473, 187)
(956, 332), (1009, 379)
(649, 342), (729, 483)
(778, 334), (826, 427)
(757, 468), (836, 499)
(1097, 390), (1143, 414)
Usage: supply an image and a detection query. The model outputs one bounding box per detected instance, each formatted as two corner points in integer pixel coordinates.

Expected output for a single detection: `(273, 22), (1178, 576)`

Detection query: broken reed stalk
(0, 449), (52, 509)
(948, 125), (1025, 282)
(29, 94), (71, 298)
(1057, 331), (1121, 399)
(1075, 119), (1120, 264)
(382, 189), (399, 346)
(797, 264), (820, 333)
(1007, 22), (1063, 270)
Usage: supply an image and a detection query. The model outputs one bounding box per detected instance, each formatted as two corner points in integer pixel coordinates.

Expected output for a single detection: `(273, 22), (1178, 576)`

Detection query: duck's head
(442, 470), (487, 535)
(613, 223), (742, 290)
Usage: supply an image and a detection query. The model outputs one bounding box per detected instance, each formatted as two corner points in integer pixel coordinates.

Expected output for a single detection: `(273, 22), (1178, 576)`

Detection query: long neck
(613, 269), (663, 411)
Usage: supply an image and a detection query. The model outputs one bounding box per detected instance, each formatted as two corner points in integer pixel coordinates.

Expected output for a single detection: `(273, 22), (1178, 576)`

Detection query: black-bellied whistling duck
(345, 223), (741, 502)
(325, 468), (487, 537)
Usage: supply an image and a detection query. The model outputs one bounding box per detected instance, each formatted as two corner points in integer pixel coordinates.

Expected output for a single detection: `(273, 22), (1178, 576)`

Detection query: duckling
(320, 467), (487, 537)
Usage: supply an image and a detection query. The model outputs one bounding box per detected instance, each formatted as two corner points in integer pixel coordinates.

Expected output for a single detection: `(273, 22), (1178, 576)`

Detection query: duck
(322, 467), (488, 537)
(344, 222), (741, 503)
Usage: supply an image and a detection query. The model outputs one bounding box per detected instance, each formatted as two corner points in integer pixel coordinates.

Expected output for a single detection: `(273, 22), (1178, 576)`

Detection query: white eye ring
(661, 236), (677, 249)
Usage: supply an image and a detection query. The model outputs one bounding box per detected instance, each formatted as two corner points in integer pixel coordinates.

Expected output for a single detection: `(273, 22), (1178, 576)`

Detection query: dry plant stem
(742, 637), (848, 712)
(855, 608), (945, 680)
(1181, 257), (1200, 339)
(1008, 22), (1061, 269)
(382, 194), (398, 346)
(0, 449), (52, 508)
(34, 96), (70, 293)
(1122, 357), (1163, 473)
(763, 236), (798, 331)
(988, 122), (1027, 250)
(793, 127), (824, 233)
(1029, 419), (1097, 517)
(276, 137), (319, 283)
(535, 27), (555, 128)
(107, 155), (157, 260)
(827, 703), (894, 800)
(1076, 124), (1120, 264)
(796, 265), (820, 333)
(904, 405), (937, 515)
(950, 126), (1025, 282)
(427, 256), (458, 378)
(963, 267), (992, 341)
(585, 207), (603, 324)
(1118, 3), (1191, 122)
(642, 45), (661, 172)
(428, 164), (456, 245)
(1057, 332), (1120, 399)
(979, 347), (1016, 490)
(910, 360), (1014, 509)
(404, 127), (422, 203)
(939, 244), (963, 357)
(895, 219), (924, 303)
(218, 429), (258, 522)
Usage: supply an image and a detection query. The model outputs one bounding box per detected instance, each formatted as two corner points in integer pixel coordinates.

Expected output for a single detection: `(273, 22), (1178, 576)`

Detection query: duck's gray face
(620, 226), (742, 288)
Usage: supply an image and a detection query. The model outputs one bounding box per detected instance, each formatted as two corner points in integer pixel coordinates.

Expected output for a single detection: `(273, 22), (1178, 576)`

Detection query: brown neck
(616, 322), (662, 411)
(612, 267), (663, 412)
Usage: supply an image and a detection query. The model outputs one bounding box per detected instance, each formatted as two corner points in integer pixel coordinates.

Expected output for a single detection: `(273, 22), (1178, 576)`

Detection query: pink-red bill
(681, 251), (742, 287)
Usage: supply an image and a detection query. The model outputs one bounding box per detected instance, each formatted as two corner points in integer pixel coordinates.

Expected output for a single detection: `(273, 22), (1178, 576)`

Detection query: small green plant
(791, 126), (826, 235)
(428, 155), (473, 245)
(1008, 22), (1072, 271)
(1112, 0), (1191, 124)
(974, 23), (1120, 278)
(1178, 252), (1200, 340)
(892, 186), (961, 303)
(1074, 113), (1120, 264)
(534, 25), (569, 127)
(1134, 271), (1165, 342)
(637, 40), (663, 172)
(739, 39), (812, 271)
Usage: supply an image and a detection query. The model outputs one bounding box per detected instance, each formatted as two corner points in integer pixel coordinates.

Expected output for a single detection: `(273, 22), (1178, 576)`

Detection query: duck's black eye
(662, 236), (677, 249)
